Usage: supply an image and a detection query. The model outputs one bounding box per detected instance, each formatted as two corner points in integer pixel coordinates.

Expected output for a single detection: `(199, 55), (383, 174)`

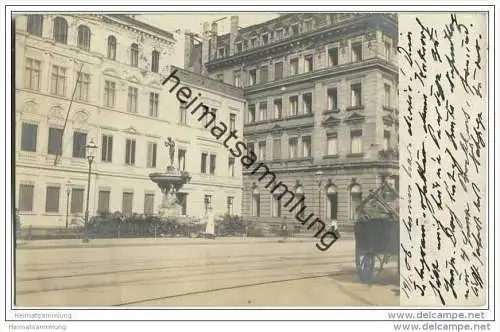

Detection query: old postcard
(4, 4), (495, 328)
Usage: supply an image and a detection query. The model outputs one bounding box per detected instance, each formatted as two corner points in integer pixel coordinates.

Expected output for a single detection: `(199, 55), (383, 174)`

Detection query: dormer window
(275, 28), (284, 40)
(218, 47), (225, 58)
(304, 19), (313, 32)
(236, 42), (243, 53)
(262, 33), (269, 45)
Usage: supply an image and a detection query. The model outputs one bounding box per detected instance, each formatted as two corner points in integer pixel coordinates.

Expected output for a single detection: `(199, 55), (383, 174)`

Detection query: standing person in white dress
(329, 218), (338, 233)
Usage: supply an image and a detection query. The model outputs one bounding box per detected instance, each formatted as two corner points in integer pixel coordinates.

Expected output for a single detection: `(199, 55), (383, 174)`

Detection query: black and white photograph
(2, 2), (497, 331)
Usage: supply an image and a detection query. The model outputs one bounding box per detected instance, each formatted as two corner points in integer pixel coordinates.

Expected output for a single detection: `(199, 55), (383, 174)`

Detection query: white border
(2, 0), (498, 325)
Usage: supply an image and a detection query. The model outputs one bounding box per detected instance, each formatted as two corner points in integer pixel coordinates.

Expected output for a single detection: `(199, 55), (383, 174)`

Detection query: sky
(137, 13), (279, 36)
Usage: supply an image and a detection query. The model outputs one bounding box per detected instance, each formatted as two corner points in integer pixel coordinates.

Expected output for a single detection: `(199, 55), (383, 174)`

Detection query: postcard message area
(398, 12), (488, 306)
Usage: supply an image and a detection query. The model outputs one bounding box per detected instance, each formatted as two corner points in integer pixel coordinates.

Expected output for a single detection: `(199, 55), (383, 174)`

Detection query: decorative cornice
(322, 115), (341, 128)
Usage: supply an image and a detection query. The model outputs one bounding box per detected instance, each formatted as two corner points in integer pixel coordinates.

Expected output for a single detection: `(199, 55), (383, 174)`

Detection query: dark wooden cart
(354, 181), (399, 283)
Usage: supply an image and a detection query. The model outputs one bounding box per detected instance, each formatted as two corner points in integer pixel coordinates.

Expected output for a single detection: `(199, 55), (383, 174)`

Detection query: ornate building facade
(15, 14), (244, 228)
(188, 13), (399, 232)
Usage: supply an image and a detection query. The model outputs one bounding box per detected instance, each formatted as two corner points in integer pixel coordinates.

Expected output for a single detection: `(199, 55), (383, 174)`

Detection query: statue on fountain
(165, 136), (176, 170)
(149, 136), (191, 220)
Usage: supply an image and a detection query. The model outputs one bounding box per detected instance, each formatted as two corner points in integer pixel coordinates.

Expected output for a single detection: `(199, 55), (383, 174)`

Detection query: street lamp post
(83, 138), (98, 243)
(65, 180), (71, 229)
(314, 170), (324, 221)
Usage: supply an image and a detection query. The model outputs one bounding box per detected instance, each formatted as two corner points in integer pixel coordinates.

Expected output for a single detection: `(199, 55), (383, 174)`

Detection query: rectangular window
(302, 136), (312, 158)
(273, 99), (282, 119)
(19, 184), (35, 212)
(218, 47), (225, 58)
(147, 142), (157, 168)
(327, 134), (338, 156)
(258, 141), (266, 161)
(50, 65), (66, 96)
(262, 33), (269, 45)
(21, 123), (38, 152)
(47, 127), (63, 155)
(384, 84), (391, 108)
(250, 38), (257, 48)
(76, 72), (90, 101)
(178, 149), (186, 171)
(328, 47), (339, 66)
(27, 15), (43, 36)
(209, 154), (217, 175)
(125, 139), (136, 165)
(104, 80), (116, 107)
(248, 104), (256, 123)
(258, 102), (267, 122)
(384, 131), (391, 150)
(229, 113), (236, 131)
(179, 104), (188, 125)
(45, 186), (60, 213)
(72, 131), (87, 158)
(201, 152), (208, 173)
(327, 88), (338, 111)
(149, 92), (159, 117)
(233, 72), (241, 87)
(252, 193), (260, 217)
(151, 51), (160, 73)
(275, 29), (284, 40)
(236, 42), (243, 53)
(274, 62), (283, 80)
(144, 193), (155, 215)
(289, 137), (298, 159)
(273, 139), (281, 160)
(292, 24), (299, 35)
(351, 83), (362, 108)
(304, 20), (313, 32)
(127, 86), (138, 113)
(304, 55), (313, 73)
(248, 69), (256, 85)
(289, 96), (298, 116)
(97, 190), (110, 215)
(352, 42), (362, 62)
(122, 192), (133, 215)
(247, 142), (255, 157)
(70, 188), (84, 213)
(350, 130), (363, 154)
(228, 157), (235, 177)
(101, 134), (113, 162)
(227, 196), (234, 215)
(260, 66), (268, 83)
(303, 92), (312, 114)
(384, 42), (391, 61)
(290, 58), (299, 75)
(25, 58), (41, 90)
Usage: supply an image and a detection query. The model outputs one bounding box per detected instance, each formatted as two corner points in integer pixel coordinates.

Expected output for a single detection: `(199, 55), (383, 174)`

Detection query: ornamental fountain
(149, 137), (191, 219)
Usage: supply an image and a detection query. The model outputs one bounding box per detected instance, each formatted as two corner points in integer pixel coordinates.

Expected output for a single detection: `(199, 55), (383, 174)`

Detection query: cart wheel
(356, 251), (375, 283)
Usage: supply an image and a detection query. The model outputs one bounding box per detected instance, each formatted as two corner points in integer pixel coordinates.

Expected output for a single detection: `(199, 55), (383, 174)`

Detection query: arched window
(151, 50), (160, 73)
(107, 36), (116, 60)
(349, 184), (362, 222)
(53, 17), (68, 44)
(326, 185), (338, 220)
(295, 185), (305, 217)
(77, 25), (91, 50)
(271, 192), (281, 217)
(130, 43), (139, 67)
(252, 187), (260, 217)
(27, 14), (43, 37)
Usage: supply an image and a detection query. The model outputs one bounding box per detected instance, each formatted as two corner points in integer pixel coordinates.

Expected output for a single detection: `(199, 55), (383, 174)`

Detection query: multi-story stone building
(14, 14), (244, 228)
(186, 13), (399, 232)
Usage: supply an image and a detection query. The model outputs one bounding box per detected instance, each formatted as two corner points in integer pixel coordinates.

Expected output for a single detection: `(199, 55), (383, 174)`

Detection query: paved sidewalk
(16, 234), (353, 250)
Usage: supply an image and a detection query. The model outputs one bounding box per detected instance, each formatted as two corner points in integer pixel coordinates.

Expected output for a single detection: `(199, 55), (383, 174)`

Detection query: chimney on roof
(201, 22), (211, 75)
(229, 15), (239, 56)
(209, 22), (218, 62)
